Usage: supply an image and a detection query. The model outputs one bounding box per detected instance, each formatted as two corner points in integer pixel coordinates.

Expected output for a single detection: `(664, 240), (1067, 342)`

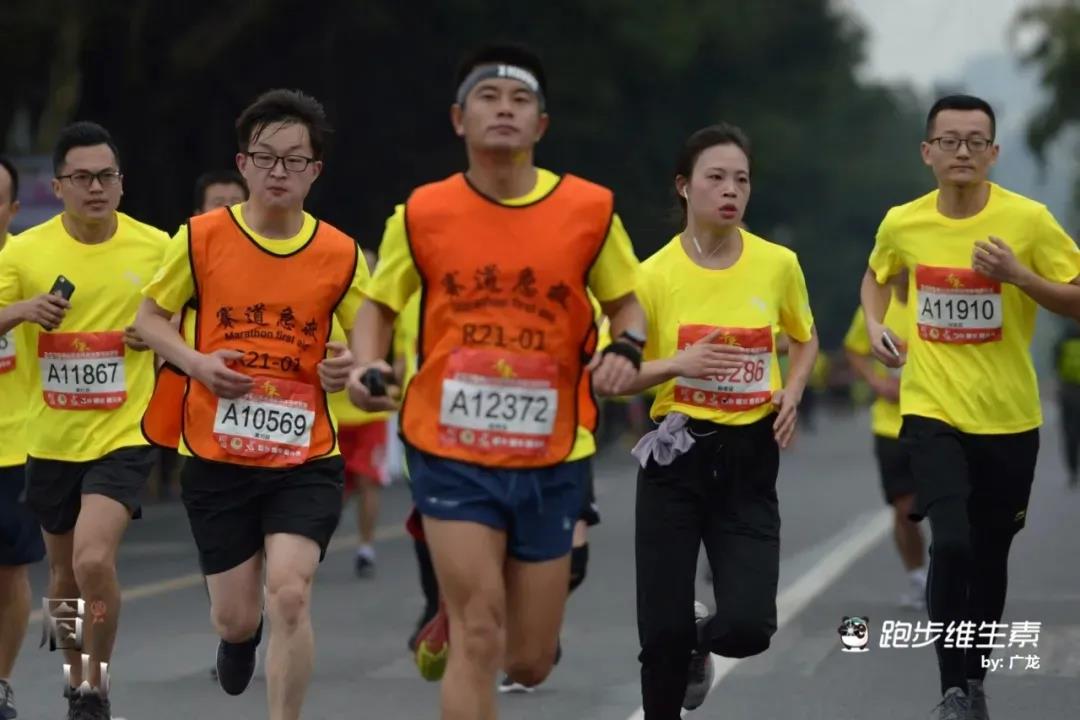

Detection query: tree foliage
(0, 0), (930, 345)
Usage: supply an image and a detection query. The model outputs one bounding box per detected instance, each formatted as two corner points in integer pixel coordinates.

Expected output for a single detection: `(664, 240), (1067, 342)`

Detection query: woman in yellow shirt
(624, 124), (818, 718)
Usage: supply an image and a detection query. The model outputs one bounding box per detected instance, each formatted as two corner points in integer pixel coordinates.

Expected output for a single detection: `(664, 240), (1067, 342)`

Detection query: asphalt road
(8, 404), (1080, 719)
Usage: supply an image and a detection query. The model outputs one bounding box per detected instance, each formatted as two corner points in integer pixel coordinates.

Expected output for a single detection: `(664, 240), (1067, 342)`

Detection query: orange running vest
(400, 173), (613, 468)
(178, 207), (357, 467)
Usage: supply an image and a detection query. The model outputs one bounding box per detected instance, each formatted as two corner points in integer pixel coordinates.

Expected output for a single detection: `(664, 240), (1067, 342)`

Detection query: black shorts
(181, 456), (345, 576)
(0, 465), (46, 566)
(579, 461), (601, 527)
(873, 435), (915, 504)
(900, 415), (1039, 531)
(25, 447), (156, 535)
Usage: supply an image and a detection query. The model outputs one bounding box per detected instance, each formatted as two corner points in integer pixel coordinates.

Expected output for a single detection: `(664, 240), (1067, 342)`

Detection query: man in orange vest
(134, 90), (365, 720)
(348, 43), (646, 719)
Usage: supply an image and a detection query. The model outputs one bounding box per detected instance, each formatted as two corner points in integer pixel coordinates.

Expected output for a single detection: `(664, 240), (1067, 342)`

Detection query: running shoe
(215, 618), (263, 696)
(414, 604), (449, 682)
(682, 601), (714, 711)
(931, 687), (969, 720)
(967, 679), (990, 720)
(0, 679), (16, 719)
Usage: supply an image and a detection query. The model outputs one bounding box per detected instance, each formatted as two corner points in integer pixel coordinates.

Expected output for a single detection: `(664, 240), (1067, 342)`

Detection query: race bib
(0, 330), (15, 374)
(38, 332), (126, 410)
(674, 325), (774, 410)
(213, 377), (316, 466)
(439, 349), (558, 456)
(916, 265), (1002, 344)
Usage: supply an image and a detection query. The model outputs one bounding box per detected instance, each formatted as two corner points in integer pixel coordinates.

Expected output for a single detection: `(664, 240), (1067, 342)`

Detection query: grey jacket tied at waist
(631, 412), (695, 468)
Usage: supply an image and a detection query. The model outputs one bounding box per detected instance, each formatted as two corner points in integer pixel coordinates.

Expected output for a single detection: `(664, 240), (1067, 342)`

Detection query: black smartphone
(49, 275), (76, 301)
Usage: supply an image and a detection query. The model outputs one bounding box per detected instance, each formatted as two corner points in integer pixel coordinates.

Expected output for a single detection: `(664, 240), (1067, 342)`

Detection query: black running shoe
(0, 679), (16, 719)
(216, 618), (264, 696)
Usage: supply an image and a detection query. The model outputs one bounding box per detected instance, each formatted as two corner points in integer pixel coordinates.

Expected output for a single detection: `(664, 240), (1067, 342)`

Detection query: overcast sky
(844, 0), (1033, 90)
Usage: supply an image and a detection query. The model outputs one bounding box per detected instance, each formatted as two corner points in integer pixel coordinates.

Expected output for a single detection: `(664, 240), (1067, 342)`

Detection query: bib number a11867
(37, 332), (126, 410)
(439, 349), (558, 456)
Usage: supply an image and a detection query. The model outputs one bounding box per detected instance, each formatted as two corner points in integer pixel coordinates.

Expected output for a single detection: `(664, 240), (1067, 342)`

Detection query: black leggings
(635, 416), (780, 719)
(926, 498), (1016, 692)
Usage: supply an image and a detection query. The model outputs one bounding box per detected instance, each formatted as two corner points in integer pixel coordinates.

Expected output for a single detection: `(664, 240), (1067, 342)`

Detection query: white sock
(357, 544), (375, 561)
(909, 567), (927, 586)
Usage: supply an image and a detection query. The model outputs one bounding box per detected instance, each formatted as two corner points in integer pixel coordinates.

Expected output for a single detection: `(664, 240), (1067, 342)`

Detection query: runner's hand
(318, 341), (354, 392)
(346, 361), (401, 412)
(672, 328), (746, 379)
(973, 236), (1028, 285)
(191, 349), (254, 399)
(123, 325), (151, 352)
(870, 374), (900, 403)
(867, 320), (905, 368)
(772, 388), (800, 449)
(18, 293), (70, 330)
(590, 351), (637, 396)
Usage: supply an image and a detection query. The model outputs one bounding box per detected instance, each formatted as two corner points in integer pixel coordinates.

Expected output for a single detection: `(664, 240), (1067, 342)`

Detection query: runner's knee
(212, 601), (263, 642)
(72, 544), (115, 590)
(505, 651), (555, 688)
(457, 593), (504, 669)
(267, 578), (311, 631)
(708, 617), (774, 659)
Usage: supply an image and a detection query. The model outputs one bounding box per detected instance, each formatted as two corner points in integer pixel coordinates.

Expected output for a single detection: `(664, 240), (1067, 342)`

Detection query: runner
(0, 122), (167, 720)
(843, 270), (927, 609)
(328, 248), (392, 578)
(860, 94), (1080, 720)
(347, 43), (645, 719)
(412, 295), (610, 689)
(0, 155), (45, 720)
(134, 89), (366, 720)
(193, 169), (249, 215)
(1053, 320), (1080, 487)
(623, 123), (818, 718)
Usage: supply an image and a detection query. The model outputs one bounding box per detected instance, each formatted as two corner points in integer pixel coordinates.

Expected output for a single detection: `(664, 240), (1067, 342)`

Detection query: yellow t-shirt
(0, 235), (30, 467)
(868, 183), (1080, 434)
(142, 204), (370, 456)
(394, 291), (421, 388)
(843, 298), (912, 439)
(639, 231), (815, 425)
(327, 316), (388, 427)
(0, 213), (167, 461)
(363, 169), (640, 462)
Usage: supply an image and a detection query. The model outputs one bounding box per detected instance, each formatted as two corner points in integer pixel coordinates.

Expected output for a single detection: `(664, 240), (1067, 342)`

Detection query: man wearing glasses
(0, 122), (167, 720)
(135, 89), (365, 720)
(860, 95), (1080, 720)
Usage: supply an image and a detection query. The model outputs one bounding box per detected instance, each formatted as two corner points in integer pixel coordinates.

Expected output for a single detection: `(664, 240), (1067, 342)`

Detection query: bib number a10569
(212, 377), (316, 466)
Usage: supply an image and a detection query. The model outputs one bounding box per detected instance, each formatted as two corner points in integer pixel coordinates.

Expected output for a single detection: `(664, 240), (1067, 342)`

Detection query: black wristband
(617, 329), (646, 351)
(602, 340), (642, 370)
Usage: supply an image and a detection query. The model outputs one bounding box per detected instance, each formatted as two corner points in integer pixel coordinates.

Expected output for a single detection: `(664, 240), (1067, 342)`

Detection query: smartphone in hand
(881, 331), (901, 359)
(50, 275), (76, 301)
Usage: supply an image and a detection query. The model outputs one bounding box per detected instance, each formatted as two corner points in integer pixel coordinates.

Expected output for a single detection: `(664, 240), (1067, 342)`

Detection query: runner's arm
(350, 299), (397, 365)
(134, 298), (204, 375)
(781, 326), (819, 405)
(1010, 273), (1080, 321)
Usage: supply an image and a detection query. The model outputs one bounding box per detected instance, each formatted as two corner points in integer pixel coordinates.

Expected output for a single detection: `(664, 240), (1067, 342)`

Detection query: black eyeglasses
(245, 152), (315, 173)
(928, 136), (992, 153)
(56, 170), (123, 189)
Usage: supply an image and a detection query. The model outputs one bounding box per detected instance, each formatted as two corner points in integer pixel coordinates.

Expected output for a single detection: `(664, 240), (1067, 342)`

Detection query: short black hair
(193, 169), (248, 211)
(926, 95), (996, 139)
(52, 121), (121, 176)
(674, 123), (752, 220)
(0, 156), (18, 203)
(236, 89), (331, 160)
(454, 43), (548, 99)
